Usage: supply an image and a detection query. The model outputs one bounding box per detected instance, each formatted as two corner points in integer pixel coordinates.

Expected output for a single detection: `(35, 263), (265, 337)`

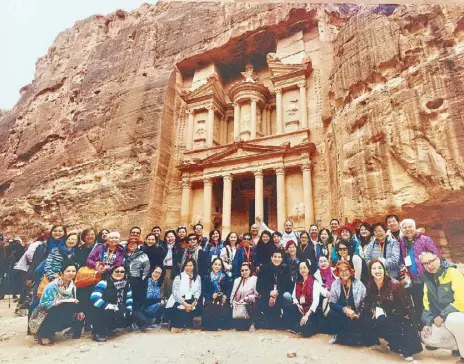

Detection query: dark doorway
(248, 198), (269, 227)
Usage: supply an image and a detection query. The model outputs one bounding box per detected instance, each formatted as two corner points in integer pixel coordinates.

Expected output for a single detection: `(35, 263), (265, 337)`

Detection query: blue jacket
(232, 246), (257, 279)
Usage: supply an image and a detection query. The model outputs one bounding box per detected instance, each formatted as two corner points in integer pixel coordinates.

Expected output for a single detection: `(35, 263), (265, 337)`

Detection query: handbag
(232, 278), (250, 320)
(75, 266), (101, 288)
(28, 308), (48, 335)
(37, 275), (50, 298)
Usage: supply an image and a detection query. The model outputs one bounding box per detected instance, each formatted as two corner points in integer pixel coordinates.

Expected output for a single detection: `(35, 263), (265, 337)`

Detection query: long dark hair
(258, 230), (272, 245)
(164, 229), (177, 242)
(96, 229), (109, 245)
(210, 257), (225, 273)
(224, 232), (239, 247)
(209, 229), (221, 244)
(336, 239), (354, 259)
(181, 258), (198, 281)
(296, 260), (312, 283)
(359, 223), (373, 247)
(365, 258), (392, 303)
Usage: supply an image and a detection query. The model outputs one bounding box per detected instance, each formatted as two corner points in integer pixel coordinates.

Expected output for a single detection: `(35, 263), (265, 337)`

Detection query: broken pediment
(266, 53), (313, 87)
(179, 74), (226, 108)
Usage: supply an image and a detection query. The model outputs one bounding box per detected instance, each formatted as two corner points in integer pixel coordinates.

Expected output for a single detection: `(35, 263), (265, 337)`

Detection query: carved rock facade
(0, 3), (463, 260)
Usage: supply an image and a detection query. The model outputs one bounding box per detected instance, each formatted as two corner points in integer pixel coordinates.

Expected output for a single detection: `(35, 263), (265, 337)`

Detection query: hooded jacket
(421, 259), (464, 325)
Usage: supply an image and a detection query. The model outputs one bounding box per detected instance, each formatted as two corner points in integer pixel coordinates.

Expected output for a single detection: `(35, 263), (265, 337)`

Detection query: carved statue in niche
(241, 63), (258, 83)
(241, 114), (250, 130)
(256, 112), (262, 132)
(288, 202), (305, 228)
(286, 100), (299, 117)
(195, 120), (206, 137)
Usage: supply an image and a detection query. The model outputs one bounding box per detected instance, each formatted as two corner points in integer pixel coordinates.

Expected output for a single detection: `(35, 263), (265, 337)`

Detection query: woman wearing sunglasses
(230, 262), (259, 331)
(90, 265), (134, 342)
(232, 232), (257, 278)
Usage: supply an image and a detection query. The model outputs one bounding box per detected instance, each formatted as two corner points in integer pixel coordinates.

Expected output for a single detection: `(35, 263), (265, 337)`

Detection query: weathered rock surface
(0, 2), (463, 260)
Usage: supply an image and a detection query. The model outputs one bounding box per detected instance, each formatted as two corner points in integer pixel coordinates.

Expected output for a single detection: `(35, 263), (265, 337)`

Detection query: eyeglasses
(244, 237), (251, 241)
(421, 257), (438, 267)
(188, 238), (198, 242)
(338, 248), (348, 251)
(114, 270), (125, 274)
(131, 231), (141, 235)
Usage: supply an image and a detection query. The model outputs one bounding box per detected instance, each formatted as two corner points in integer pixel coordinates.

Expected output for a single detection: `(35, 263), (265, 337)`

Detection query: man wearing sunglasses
(420, 251), (464, 363)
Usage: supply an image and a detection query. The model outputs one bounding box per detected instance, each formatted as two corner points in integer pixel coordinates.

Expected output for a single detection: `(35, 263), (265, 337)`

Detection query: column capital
(253, 169), (263, 178)
(187, 108), (195, 115)
(223, 173), (233, 183)
(206, 104), (215, 111)
(275, 166), (285, 175)
(250, 96), (259, 103)
(203, 177), (212, 186)
(301, 162), (312, 172)
(181, 177), (191, 188)
(297, 81), (307, 89)
(275, 88), (282, 95)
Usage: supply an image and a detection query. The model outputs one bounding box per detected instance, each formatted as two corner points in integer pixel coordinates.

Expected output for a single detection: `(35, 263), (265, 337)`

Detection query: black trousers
(38, 303), (83, 339)
(92, 308), (133, 336)
(409, 280), (424, 328)
(168, 307), (197, 329)
(286, 305), (321, 337)
(371, 316), (423, 357)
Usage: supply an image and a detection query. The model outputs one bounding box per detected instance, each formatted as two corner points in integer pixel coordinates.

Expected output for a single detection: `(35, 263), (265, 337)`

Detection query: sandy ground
(0, 299), (459, 364)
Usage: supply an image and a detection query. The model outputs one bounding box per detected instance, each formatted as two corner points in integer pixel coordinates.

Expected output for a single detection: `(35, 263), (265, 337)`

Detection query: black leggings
(38, 303), (83, 339)
(92, 308), (133, 336)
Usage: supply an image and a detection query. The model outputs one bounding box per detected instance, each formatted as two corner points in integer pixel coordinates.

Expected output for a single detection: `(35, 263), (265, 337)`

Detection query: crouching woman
(90, 265), (134, 342)
(29, 263), (85, 345)
(166, 258), (202, 332)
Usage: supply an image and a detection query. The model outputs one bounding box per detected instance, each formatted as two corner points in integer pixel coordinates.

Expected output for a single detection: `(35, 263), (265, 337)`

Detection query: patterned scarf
(210, 271), (225, 293)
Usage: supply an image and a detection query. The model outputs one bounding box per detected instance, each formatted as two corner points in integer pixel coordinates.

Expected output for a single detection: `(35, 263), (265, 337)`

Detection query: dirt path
(0, 299), (457, 364)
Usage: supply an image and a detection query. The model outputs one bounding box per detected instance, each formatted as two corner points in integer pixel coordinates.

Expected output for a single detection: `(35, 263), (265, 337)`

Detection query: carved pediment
(179, 74), (226, 107)
(197, 141), (289, 166)
(266, 53), (313, 84)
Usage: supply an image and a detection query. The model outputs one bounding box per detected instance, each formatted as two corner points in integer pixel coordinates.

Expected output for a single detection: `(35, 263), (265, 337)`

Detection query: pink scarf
(320, 267), (335, 290)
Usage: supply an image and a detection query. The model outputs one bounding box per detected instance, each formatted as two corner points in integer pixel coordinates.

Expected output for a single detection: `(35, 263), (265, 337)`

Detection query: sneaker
(148, 324), (162, 329)
(131, 323), (140, 332)
(329, 335), (337, 344)
(425, 345), (438, 351)
(400, 355), (414, 362)
(249, 324), (256, 332)
(452, 351), (460, 357)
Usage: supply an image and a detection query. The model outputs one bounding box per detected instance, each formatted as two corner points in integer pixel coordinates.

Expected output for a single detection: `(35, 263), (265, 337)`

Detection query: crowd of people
(0, 214), (463, 363)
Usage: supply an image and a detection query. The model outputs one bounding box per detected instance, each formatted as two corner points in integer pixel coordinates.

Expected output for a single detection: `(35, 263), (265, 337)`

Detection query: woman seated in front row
(361, 259), (422, 361)
(230, 262), (259, 332)
(327, 261), (367, 345)
(289, 261), (322, 337)
(314, 255), (336, 333)
(29, 263), (85, 345)
(90, 265), (134, 342)
(133, 266), (166, 330)
(166, 258), (202, 333)
(202, 257), (233, 331)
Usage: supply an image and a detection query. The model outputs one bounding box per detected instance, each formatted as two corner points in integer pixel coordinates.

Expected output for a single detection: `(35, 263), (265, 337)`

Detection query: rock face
(0, 2), (463, 260)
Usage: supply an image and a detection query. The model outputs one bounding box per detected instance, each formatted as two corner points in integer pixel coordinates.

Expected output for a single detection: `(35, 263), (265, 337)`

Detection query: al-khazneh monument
(0, 2), (463, 260)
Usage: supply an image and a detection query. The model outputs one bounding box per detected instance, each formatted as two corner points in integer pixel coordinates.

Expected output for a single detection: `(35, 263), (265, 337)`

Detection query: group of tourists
(0, 214), (463, 363)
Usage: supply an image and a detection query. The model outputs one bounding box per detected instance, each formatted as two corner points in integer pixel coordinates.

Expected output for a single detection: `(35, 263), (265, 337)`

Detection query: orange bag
(37, 276), (50, 298)
(75, 267), (101, 288)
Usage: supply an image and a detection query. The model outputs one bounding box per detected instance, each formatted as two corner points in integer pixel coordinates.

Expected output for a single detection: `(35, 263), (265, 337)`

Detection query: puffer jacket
(421, 259), (464, 325)
(399, 233), (440, 279)
(364, 235), (401, 278)
(123, 249), (150, 280)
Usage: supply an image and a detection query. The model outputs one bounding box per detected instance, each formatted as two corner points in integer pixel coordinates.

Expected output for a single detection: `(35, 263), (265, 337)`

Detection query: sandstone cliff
(0, 2), (463, 260)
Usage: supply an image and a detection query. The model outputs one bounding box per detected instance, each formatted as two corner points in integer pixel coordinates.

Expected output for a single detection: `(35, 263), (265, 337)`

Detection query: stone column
(262, 107), (268, 135)
(180, 177), (191, 225)
(185, 110), (194, 150)
(251, 98), (257, 139)
(233, 102), (240, 140)
(276, 89), (284, 134)
(254, 170), (264, 220)
(203, 177), (213, 233)
(222, 173), (233, 237)
(302, 162), (315, 227)
(221, 115), (227, 145)
(275, 166), (286, 230)
(298, 82), (308, 129)
(207, 106), (215, 147)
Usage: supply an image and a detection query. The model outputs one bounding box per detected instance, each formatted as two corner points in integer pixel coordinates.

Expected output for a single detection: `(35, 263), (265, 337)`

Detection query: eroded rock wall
(0, 2), (463, 259)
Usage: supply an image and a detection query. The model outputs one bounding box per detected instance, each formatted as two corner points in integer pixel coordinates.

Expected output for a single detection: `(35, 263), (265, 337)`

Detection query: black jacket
(142, 244), (167, 270)
(202, 272), (233, 301)
(256, 262), (293, 297)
